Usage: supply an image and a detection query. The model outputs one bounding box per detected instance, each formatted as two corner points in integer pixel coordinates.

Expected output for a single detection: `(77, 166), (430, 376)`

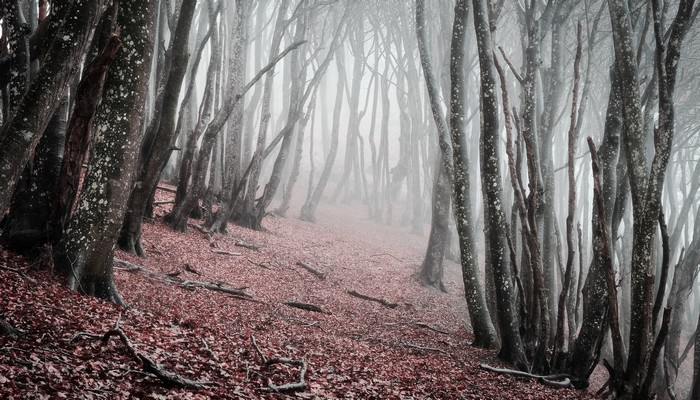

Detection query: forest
(0, 0), (699, 398)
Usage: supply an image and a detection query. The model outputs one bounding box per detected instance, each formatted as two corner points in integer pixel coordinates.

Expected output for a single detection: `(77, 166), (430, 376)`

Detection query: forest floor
(0, 187), (603, 399)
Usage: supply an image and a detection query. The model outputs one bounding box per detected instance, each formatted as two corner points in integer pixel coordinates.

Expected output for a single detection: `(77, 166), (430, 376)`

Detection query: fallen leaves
(0, 198), (602, 399)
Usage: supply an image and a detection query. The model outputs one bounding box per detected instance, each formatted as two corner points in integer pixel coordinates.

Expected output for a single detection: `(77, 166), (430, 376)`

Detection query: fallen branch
(479, 363), (585, 389)
(251, 335), (308, 393)
(72, 317), (217, 389)
(179, 279), (251, 298)
(184, 263), (201, 275)
(153, 200), (175, 205)
(236, 240), (260, 251)
(211, 248), (242, 256)
(296, 261), (326, 280)
(201, 338), (220, 362)
(0, 264), (28, 277)
(370, 253), (403, 262)
(113, 259), (142, 272)
(248, 258), (272, 270)
(283, 301), (330, 314)
(415, 322), (450, 335)
(114, 258), (252, 299)
(348, 290), (398, 309)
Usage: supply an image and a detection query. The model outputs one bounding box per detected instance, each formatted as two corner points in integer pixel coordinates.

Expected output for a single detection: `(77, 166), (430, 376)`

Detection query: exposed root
(70, 317), (217, 389)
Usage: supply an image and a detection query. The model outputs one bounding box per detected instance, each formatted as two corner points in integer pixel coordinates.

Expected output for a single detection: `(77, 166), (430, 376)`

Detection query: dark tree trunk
(53, 0), (155, 305)
(0, 0), (110, 219)
(2, 98), (67, 255)
(118, 0), (198, 255)
(51, 8), (121, 243)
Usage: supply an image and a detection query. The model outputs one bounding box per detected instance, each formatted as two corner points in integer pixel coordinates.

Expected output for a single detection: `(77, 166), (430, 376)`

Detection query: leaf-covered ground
(0, 191), (603, 399)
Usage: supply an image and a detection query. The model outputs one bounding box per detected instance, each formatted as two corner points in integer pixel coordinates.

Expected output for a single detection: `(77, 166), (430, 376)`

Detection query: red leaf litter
(0, 191), (602, 399)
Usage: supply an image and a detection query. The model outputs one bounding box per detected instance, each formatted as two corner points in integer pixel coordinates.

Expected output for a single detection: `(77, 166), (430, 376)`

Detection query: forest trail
(0, 189), (599, 399)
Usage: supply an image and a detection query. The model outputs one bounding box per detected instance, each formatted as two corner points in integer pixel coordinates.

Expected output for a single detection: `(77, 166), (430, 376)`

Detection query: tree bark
(118, 0), (198, 255)
(53, 0), (155, 305)
(0, 0), (110, 219)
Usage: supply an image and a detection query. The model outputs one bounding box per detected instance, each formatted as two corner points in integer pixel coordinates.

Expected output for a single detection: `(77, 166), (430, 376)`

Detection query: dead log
(347, 290), (398, 309)
(153, 200), (175, 205)
(296, 261), (326, 280)
(211, 248), (241, 256)
(283, 301), (330, 314)
(479, 363), (585, 389)
(251, 335), (308, 392)
(71, 317), (217, 389)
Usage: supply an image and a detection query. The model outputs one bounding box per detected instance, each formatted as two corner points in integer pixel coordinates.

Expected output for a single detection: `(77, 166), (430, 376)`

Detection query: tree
(53, 0), (156, 304)
(471, 0), (526, 367)
(118, 0), (198, 255)
(0, 0), (111, 219)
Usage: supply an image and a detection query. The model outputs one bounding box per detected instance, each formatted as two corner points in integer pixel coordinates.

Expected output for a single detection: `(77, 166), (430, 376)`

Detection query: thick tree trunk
(0, 0), (110, 219)
(2, 98), (67, 254)
(53, 0), (155, 305)
(51, 8), (121, 242)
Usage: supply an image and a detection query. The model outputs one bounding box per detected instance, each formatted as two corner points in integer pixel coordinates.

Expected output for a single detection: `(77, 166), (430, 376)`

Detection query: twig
(250, 335), (309, 392)
(247, 258), (272, 270)
(414, 322), (450, 335)
(370, 253), (403, 262)
(201, 338), (220, 362)
(184, 263), (201, 275)
(211, 248), (242, 256)
(348, 290), (398, 309)
(296, 261), (326, 280)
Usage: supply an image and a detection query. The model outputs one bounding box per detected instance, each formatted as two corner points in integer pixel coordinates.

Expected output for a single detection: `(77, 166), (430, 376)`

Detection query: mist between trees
(1, 0), (700, 398)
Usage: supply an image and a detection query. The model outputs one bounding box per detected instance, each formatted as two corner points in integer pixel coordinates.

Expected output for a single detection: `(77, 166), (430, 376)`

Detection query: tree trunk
(50, 8), (121, 243)
(419, 161), (449, 292)
(208, 0), (250, 234)
(300, 54), (345, 223)
(2, 98), (67, 255)
(0, 0), (110, 219)
(472, 0), (526, 367)
(118, 0), (198, 255)
(53, 0), (155, 305)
